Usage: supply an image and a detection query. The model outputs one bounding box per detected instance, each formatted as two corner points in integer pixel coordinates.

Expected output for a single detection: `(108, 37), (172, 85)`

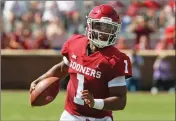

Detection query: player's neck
(87, 42), (98, 56)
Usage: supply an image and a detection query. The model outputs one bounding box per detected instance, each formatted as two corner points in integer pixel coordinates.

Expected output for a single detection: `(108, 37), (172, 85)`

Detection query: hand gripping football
(30, 77), (60, 106)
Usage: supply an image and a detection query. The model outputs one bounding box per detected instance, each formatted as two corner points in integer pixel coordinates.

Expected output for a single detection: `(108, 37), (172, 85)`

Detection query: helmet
(86, 4), (121, 48)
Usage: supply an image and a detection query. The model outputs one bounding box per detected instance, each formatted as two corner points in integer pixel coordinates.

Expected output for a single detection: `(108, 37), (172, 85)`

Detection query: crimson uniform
(61, 34), (126, 118)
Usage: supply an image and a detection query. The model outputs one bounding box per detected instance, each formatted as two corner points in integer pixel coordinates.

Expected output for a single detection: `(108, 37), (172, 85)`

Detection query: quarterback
(30, 4), (132, 121)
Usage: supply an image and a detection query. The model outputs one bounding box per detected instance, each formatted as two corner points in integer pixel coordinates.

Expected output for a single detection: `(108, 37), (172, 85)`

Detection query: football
(30, 77), (60, 106)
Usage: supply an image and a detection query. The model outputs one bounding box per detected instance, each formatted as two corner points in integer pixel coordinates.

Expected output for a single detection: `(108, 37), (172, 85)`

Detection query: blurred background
(1, 0), (175, 121)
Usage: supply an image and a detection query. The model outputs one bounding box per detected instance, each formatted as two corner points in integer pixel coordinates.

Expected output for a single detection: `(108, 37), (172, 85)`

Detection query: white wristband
(93, 99), (104, 110)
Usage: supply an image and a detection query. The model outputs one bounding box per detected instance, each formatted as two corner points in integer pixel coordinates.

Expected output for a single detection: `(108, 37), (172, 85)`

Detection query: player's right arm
(30, 60), (69, 93)
(30, 34), (78, 92)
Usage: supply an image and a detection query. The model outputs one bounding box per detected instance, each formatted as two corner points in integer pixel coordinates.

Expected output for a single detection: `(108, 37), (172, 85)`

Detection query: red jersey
(120, 52), (132, 79)
(61, 34), (125, 118)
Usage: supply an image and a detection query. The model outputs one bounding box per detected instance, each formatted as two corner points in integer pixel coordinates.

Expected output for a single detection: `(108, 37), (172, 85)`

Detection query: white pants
(60, 110), (112, 121)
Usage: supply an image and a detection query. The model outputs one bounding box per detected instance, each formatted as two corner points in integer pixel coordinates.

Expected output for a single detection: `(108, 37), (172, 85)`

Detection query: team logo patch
(72, 54), (77, 59)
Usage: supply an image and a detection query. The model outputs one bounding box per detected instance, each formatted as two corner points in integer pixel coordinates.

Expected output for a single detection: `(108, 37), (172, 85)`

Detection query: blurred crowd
(0, 0), (175, 50)
(126, 50), (175, 93)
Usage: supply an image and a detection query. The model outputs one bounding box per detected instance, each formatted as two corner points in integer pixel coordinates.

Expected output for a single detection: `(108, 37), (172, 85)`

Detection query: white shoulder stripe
(108, 76), (126, 87)
(63, 56), (70, 66)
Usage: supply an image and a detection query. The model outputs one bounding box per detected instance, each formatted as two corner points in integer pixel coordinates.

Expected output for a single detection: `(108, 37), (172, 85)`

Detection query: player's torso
(66, 55), (111, 118)
(69, 49), (111, 96)
(64, 35), (121, 118)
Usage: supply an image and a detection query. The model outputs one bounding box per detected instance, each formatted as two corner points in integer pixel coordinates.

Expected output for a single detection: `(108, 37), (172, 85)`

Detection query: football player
(30, 4), (132, 121)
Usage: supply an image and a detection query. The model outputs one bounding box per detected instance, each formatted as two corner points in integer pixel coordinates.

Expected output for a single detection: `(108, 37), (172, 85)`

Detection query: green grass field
(1, 90), (175, 121)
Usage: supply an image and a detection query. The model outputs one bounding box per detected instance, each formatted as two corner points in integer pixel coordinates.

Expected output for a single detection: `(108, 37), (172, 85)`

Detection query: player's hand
(30, 80), (40, 93)
(81, 90), (94, 108)
(30, 74), (51, 93)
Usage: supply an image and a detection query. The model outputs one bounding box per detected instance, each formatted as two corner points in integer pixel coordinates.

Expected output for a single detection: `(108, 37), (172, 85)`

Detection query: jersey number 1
(73, 73), (85, 105)
(124, 60), (128, 73)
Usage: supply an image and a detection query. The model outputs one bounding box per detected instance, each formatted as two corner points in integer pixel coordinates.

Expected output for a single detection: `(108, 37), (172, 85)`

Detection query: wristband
(93, 99), (104, 110)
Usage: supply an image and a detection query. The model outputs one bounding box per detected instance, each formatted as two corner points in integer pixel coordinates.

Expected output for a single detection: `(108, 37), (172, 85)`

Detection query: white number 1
(124, 60), (128, 73)
(73, 73), (85, 105)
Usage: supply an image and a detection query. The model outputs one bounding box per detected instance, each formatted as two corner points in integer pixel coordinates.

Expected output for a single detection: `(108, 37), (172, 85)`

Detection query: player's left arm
(102, 54), (129, 110)
(103, 81), (127, 110)
(82, 57), (127, 111)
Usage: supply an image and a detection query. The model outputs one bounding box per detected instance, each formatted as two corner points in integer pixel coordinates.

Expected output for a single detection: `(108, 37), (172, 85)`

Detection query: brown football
(30, 77), (60, 106)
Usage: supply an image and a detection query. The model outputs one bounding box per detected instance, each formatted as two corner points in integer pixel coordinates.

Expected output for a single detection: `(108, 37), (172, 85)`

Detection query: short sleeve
(61, 34), (78, 58)
(116, 58), (125, 76)
(107, 58), (126, 87)
(61, 38), (69, 58)
(61, 34), (84, 66)
(108, 58), (125, 80)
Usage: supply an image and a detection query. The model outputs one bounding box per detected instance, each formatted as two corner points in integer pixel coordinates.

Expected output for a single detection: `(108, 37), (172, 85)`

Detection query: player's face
(91, 21), (117, 42)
